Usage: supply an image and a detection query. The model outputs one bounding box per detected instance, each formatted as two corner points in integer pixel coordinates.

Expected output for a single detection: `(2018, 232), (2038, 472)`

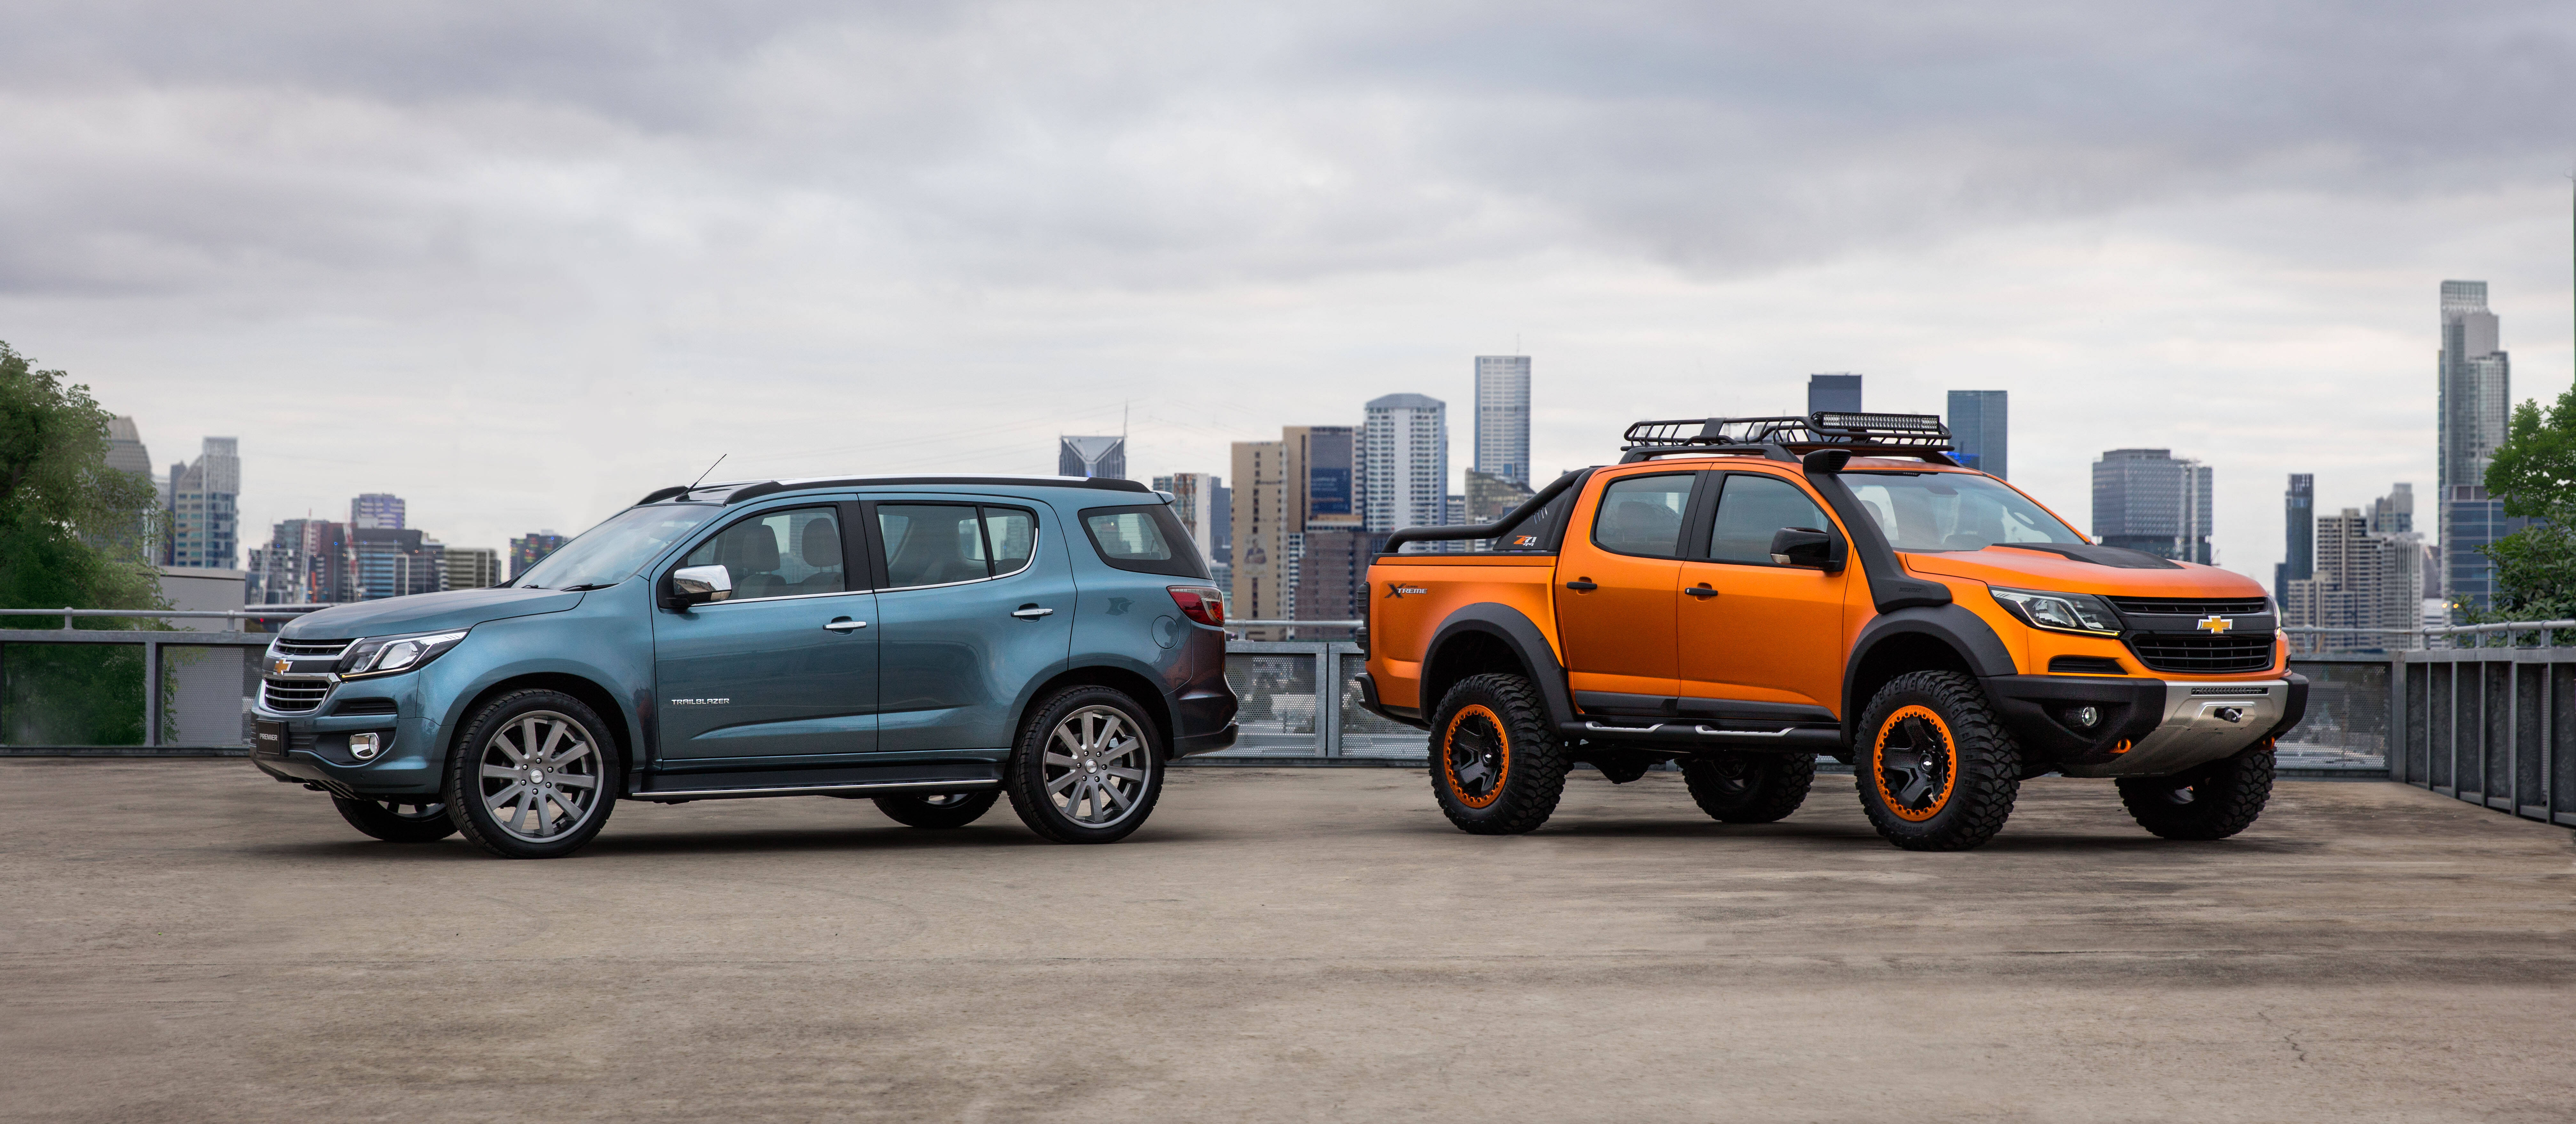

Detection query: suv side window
(682, 506), (846, 600)
(1707, 475), (1832, 565)
(1590, 474), (1694, 558)
(877, 503), (1038, 588)
(1079, 504), (1210, 578)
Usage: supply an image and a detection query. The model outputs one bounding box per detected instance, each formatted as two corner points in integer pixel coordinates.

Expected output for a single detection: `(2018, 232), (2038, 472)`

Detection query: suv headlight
(1988, 588), (2122, 635)
(338, 629), (471, 678)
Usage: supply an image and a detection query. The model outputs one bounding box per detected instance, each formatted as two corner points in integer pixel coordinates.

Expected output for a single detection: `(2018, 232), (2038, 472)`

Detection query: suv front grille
(2125, 634), (2276, 675)
(270, 638), (353, 659)
(2106, 597), (2269, 617)
(260, 678), (332, 713)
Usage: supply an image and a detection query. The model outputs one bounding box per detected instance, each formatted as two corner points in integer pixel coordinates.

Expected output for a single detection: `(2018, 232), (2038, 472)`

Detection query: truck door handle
(1685, 585), (1719, 598)
(1564, 579), (1598, 592)
(1011, 606), (1055, 619)
(823, 619), (869, 632)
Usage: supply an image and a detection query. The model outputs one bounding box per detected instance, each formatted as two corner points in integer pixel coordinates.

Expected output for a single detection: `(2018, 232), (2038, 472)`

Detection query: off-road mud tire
(1681, 751), (1815, 823)
(1428, 673), (1569, 835)
(1853, 670), (2021, 851)
(330, 796), (459, 843)
(2116, 741), (2275, 840)
(873, 790), (1001, 829)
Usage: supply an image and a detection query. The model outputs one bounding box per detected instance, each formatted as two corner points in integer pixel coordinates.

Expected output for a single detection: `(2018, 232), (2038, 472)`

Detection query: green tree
(2475, 382), (2576, 628)
(0, 341), (170, 744)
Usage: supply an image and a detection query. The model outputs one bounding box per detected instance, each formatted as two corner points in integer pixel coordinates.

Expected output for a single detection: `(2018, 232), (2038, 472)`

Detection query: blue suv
(250, 475), (1239, 857)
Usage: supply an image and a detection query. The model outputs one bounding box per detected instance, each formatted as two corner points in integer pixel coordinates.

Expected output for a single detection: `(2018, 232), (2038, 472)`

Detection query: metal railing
(2286, 622), (2576, 654)
(2391, 644), (2576, 829)
(0, 606), (328, 756)
(1189, 639), (1428, 764)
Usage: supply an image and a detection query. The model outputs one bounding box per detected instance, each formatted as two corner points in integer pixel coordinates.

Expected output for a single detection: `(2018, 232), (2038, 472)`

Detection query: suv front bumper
(1983, 672), (2308, 778)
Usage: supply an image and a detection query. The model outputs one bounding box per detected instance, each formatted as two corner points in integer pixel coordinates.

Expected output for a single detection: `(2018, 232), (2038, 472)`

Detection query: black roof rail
(725, 475), (1153, 505)
(1619, 412), (1960, 466)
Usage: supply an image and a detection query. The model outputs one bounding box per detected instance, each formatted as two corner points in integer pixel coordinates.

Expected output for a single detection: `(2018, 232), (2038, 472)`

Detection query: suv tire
(1853, 670), (2021, 851)
(331, 796), (459, 843)
(874, 790), (1000, 829)
(1682, 751), (1815, 823)
(1428, 673), (1569, 835)
(1005, 686), (1164, 844)
(2117, 741), (2275, 840)
(444, 690), (623, 859)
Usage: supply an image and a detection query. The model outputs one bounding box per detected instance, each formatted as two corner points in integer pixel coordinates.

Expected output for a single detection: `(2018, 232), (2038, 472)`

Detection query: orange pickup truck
(1355, 413), (2306, 851)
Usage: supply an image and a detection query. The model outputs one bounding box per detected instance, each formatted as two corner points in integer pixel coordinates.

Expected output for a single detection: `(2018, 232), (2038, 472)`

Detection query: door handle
(1564, 579), (1598, 592)
(823, 619), (869, 632)
(1011, 606), (1055, 619)
(1685, 585), (1720, 598)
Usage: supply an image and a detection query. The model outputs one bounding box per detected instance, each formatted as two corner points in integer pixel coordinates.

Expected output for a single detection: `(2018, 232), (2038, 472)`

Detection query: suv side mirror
(669, 564), (733, 610)
(1769, 527), (1841, 571)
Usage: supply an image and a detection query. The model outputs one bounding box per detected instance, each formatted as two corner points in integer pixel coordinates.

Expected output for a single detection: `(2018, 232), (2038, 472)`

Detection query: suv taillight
(1167, 586), (1224, 627)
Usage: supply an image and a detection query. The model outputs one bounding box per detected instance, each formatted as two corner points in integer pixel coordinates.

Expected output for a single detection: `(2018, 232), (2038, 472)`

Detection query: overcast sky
(4, 1), (2571, 577)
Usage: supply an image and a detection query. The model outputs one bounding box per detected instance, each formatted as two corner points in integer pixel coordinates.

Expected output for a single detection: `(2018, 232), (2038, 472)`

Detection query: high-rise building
(1363, 394), (1448, 539)
(1151, 473), (1222, 561)
(1808, 374), (1863, 414)
(1230, 425), (1366, 630)
(99, 416), (155, 551)
(510, 532), (568, 578)
(1473, 355), (1532, 488)
(1058, 436), (1127, 480)
(1292, 528), (1388, 627)
(2277, 474), (2314, 606)
(248, 518), (349, 604)
(2437, 281), (2521, 611)
(351, 493), (406, 530)
(1230, 439), (1287, 625)
(353, 528), (444, 600)
(1945, 390), (2008, 478)
(2284, 502), (2425, 641)
(443, 546), (500, 591)
(163, 438), (240, 570)
(2370, 483), (2413, 535)
(2092, 449), (2213, 564)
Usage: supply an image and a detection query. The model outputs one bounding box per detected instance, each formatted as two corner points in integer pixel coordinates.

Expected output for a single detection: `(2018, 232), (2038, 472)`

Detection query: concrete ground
(3, 762), (2572, 1123)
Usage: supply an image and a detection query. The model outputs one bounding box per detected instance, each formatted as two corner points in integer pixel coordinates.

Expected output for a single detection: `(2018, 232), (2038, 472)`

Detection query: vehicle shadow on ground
(233, 823), (1221, 861)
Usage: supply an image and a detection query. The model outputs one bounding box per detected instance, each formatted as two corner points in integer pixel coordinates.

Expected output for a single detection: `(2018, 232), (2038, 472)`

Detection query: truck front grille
(2106, 597), (2269, 617)
(260, 678), (332, 713)
(2125, 634), (2276, 675)
(270, 638), (353, 659)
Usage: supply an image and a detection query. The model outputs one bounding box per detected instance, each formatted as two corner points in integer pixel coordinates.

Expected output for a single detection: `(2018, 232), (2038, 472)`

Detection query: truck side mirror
(1769, 527), (1840, 571)
(669, 564), (733, 610)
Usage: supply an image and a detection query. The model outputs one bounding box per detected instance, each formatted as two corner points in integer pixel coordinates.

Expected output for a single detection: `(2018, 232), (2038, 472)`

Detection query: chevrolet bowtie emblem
(2197, 616), (2235, 634)
(273, 659), (292, 674)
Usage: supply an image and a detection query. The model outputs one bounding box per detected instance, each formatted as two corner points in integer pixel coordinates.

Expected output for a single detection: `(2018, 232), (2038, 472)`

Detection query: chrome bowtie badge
(2197, 615), (2235, 634)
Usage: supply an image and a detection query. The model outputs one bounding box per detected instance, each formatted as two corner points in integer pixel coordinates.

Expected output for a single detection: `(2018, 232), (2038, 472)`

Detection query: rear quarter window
(1079, 504), (1210, 579)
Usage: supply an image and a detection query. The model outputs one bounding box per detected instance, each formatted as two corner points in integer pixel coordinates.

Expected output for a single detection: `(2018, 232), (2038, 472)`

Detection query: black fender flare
(1422, 602), (1577, 729)
(1841, 604), (2016, 742)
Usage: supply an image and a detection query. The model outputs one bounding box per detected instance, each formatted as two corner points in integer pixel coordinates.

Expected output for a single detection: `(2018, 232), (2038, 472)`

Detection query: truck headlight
(339, 629), (471, 678)
(1988, 588), (2122, 635)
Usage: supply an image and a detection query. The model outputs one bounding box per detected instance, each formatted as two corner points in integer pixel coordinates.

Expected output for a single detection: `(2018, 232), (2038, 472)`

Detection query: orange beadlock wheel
(1441, 704), (1512, 809)
(1870, 704), (1960, 823)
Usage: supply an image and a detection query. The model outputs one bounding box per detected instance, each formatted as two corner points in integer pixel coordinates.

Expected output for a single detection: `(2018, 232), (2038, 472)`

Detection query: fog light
(2070, 706), (2100, 729)
(349, 732), (380, 760)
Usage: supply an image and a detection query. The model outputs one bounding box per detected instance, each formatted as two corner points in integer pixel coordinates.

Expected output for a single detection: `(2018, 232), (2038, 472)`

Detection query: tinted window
(1843, 472), (2083, 552)
(878, 504), (991, 588)
(1708, 475), (1831, 565)
(683, 507), (845, 600)
(983, 509), (1035, 575)
(1590, 474), (1694, 558)
(1080, 504), (1210, 578)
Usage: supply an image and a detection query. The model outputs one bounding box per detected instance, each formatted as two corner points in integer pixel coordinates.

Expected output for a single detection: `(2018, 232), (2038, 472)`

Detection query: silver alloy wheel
(1041, 704), (1151, 828)
(475, 711), (605, 843)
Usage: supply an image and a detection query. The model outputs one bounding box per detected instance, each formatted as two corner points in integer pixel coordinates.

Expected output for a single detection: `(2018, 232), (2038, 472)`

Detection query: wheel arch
(1420, 603), (1575, 727)
(447, 672), (637, 771)
(1842, 605), (2015, 745)
(1022, 661), (1176, 757)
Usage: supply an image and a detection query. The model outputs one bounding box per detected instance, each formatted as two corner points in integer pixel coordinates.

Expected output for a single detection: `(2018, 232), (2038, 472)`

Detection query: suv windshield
(512, 505), (719, 590)
(1843, 472), (2082, 552)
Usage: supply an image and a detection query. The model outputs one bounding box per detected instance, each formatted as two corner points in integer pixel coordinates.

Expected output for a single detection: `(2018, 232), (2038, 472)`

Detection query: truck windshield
(1842, 472), (2082, 552)
(512, 506), (718, 590)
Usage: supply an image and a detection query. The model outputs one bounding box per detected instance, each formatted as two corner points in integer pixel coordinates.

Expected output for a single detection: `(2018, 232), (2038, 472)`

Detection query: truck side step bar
(1561, 720), (1844, 752)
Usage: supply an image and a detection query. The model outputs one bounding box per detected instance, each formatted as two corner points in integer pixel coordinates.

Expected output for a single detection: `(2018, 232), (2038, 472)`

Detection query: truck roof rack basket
(1620, 412), (1958, 464)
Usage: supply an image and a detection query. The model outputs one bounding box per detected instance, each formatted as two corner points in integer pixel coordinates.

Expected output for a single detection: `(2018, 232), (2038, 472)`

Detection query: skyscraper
(2284, 502), (2425, 641)
(1808, 374), (1863, 414)
(2092, 449), (2213, 564)
(1473, 355), (1531, 488)
(1363, 394), (1448, 538)
(1058, 436), (1127, 479)
(510, 532), (568, 578)
(352, 528), (444, 600)
(1151, 473), (1222, 560)
(101, 416), (155, 551)
(163, 437), (240, 570)
(351, 493), (406, 530)
(442, 546), (501, 591)
(2370, 483), (2413, 535)
(2277, 474), (2314, 606)
(2436, 281), (2518, 611)
(1946, 390), (2008, 478)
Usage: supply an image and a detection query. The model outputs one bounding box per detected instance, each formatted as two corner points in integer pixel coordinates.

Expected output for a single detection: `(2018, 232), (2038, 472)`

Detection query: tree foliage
(2477, 382), (2576, 625)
